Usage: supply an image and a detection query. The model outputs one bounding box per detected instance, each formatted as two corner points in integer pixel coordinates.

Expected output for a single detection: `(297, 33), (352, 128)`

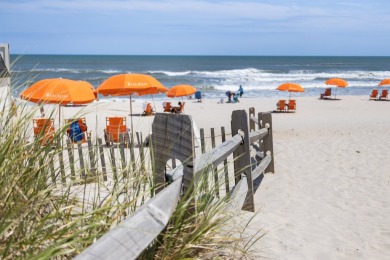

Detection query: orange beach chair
(163, 102), (172, 112)
(379, 89), (388, 100)
(369, 89), (378, 100)
(142, 102), (154, 116)
(33, 118), (55, 145)
(104, 117), (130, 146)
(287, 100), (296, 112)
(320, 88), (332, 99)
(276, 100), (286, 112)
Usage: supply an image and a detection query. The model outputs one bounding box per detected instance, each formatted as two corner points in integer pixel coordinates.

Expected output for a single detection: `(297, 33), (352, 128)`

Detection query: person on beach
(171, 101), (182, 113)
(238, 85), (244, 97)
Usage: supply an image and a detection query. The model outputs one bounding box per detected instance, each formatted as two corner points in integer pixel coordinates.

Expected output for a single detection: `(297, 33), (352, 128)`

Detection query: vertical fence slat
(119, 133), (127, 178)
(136, 132), (146, 171)
(87, 135), (96, 176)
(97, 138), (107, 181)
(66, 139), (76, 180)
(109, 145), (117, 180)
(200, 128), (205, 154)
(57, 136), (66, 184)
(77, 142), (86, 178)
(210, 128), (219, 197)
(221, 126), (230, 197)
(49, 152), (56, 186)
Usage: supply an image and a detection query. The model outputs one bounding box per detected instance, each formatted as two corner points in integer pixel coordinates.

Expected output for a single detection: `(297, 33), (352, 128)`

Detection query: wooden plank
(221, 126), (229, 197)
(77, 142), (86, 178)
(249, 129), (268, 144)
(87, 135), (96, 176)
(76, 176), (183, 260)
(109, 145), (117, 180)
(210, 128), (219, 197)
(49, 152), (56, 186)
(136, 132), (146, 171)
(97, 138), (107, 181)
(66, 139), (76, 180)
(259, 112), (274, 173)
(194, 134), (242, 174)
(231, 110), (254, 212)
(226, 176), (247, 212)
(119, 134), (127, 178)
(126, 132), (136, 172)
(56, 136), (66, 184)
(200, 128), (205, 154)
(251, 154), (272, 180)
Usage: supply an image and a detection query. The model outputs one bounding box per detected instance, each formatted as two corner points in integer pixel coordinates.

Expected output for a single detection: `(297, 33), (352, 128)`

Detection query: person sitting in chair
(171, 101), (182, 113)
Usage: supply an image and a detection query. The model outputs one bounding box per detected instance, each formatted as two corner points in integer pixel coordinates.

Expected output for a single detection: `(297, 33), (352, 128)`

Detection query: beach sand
(31, 95), (390, 259)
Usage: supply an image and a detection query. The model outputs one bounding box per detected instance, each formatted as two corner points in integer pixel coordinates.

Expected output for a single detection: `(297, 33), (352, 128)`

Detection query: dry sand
(30, 94), (390, 259)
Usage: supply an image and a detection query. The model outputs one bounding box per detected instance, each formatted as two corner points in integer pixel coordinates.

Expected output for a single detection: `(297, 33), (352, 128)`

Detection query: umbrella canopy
(20, 78), (96, 105)
(276, 82), (305, 93)
(378, 78), (390, 86)
(325, 78), (347, 99)
(96, 73), (167, 135)
(276, 82), (304, 101)
(96, 74), (167, 96)
(325, 78), (348, 88)
(167, 84), (197, 98)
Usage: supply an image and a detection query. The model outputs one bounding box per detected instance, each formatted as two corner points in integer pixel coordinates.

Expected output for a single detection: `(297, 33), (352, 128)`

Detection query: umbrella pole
(335, 87), (338, 99)
(129, 94), (134, 137)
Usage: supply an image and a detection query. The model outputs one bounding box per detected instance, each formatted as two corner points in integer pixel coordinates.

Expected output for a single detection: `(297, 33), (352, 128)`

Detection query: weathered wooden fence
(75, 107), (274, 259)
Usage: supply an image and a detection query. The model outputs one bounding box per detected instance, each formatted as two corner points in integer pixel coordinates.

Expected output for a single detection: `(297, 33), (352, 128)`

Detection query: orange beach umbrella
(276, 82), (304, 100)
(378, 78), (390, 86)
(325, 77), (348, 99)
(96, 73), (167, 133)
(20, 78), (96, 125)
(167, 84), (197, 98)
(20, 78), (96, 105)
(325, 77), (348, 88)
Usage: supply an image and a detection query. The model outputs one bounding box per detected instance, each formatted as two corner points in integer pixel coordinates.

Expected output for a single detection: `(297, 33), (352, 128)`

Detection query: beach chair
(142, 102), (154, 116)
(321, 88), (332, 99)
(195, 91), (202, 102)
(172, 102), (186, 114)
(276, 100), (286, 112)
(379, 89), (388, 100)
(104, 116), (130, 146)
(369, 89), (378, 100)
(33, 118), (55, 145)
(287, 100), (296, 112)
(163, 102), (172, 112)
(65, 118), (88, 143)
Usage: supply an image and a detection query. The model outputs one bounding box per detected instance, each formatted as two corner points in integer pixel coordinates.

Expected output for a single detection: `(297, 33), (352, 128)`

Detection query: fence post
(259, 112), (275, 173)
(151, 113), (195, 194)
(231, 110), (254, 212)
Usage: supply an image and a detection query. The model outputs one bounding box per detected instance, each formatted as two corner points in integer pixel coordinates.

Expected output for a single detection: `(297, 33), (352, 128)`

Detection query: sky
(2, 0), (390, 56)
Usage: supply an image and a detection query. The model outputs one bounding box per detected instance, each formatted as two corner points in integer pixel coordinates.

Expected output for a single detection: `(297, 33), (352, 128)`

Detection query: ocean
(10, 55), (390, 101)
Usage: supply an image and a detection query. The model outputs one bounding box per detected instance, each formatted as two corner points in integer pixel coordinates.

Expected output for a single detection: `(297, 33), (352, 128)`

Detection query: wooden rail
(76, 107), (274, 259)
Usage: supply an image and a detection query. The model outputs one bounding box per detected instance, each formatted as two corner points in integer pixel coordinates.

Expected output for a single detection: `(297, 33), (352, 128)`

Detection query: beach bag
(69, 121), (83, 142)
